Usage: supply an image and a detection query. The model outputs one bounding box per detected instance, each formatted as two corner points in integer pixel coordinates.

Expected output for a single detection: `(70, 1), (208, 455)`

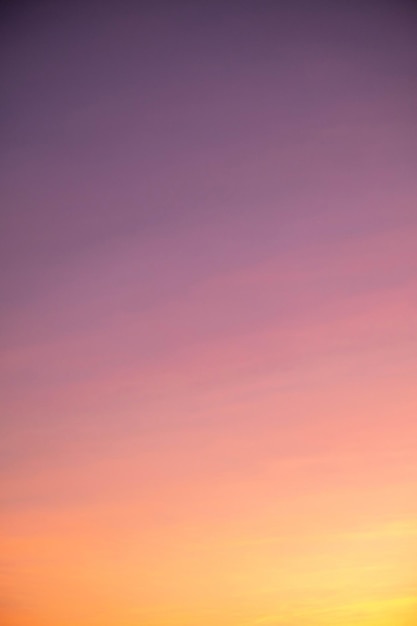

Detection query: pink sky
(1, 2), (417, 625)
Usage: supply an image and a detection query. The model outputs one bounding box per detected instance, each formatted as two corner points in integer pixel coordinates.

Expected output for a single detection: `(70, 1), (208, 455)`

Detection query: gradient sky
(1, 1), (417, 625)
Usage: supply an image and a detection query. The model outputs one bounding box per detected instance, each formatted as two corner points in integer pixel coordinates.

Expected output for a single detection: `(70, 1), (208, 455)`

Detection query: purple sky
(1, 2), (417, 625)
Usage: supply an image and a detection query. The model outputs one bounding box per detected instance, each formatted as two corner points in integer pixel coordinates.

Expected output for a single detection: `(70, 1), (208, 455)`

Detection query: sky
(1, 1), (417, 625)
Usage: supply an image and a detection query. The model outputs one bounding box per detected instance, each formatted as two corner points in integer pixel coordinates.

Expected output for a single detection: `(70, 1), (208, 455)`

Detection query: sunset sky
(1, 1), (417, 625)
